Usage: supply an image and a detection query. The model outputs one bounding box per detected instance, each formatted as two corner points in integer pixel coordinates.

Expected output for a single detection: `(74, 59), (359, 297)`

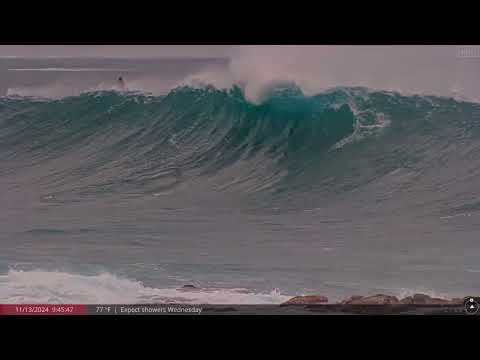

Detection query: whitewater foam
(394, 288), (454, 301)
(6, 85), (76, 99)
(330, 112), (390, 151)
(0, 270), (291, 304)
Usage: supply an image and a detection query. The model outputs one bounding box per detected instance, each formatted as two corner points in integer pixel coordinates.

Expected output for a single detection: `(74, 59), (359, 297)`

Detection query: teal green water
(1, 84), (480, 303)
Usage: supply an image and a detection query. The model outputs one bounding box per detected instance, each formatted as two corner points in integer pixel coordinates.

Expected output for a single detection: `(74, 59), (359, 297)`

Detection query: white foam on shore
(394, 288), (453, 300)
(0, 269), (291, 304)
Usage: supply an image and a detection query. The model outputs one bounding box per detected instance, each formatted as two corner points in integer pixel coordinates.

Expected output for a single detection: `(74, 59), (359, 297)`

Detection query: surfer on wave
(117, 76), (126, 91)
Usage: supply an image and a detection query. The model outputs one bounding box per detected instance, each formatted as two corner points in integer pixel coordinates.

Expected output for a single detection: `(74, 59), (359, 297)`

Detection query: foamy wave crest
(6, 85), (74, 99)
(176, 67), (303, 103)
(176, 45), (480, 103)
(89, 81), (147, 94)
(394, 288), (453, 300)
(177, 69), (235, 91)
(5, 80), (162, 100)
(0, 270), (291, 304)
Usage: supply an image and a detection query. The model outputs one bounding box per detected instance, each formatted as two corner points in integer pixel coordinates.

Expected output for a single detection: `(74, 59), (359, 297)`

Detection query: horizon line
(0, 55), (231, 60)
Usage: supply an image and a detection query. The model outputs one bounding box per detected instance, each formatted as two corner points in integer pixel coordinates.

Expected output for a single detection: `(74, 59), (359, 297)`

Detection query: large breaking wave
(1, 84), (480, 214)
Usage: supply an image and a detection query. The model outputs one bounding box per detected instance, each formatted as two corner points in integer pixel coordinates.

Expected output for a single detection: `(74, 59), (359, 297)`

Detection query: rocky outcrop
(400, 294), (462, 305)
(281, 292), (466, 307)
(340, 294), (400, 305)
(275, 291), (470, 315)
(281, 295), (329, 305)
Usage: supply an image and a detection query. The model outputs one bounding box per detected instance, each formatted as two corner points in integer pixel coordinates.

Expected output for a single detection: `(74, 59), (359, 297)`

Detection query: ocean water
(1, 57), (480, 304)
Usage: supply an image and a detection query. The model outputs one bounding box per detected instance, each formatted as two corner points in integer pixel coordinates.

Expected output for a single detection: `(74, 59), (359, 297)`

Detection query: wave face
(1, 86), (480, 207)
(2, 84), (480, 302)
(0, 86), (356, 198)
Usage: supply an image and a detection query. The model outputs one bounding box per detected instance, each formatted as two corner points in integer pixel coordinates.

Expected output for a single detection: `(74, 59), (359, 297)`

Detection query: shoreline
(281, 293), (466, 306)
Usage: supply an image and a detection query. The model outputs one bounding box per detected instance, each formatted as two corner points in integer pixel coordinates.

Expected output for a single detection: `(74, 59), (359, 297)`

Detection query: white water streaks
(0, 269), (291, 304)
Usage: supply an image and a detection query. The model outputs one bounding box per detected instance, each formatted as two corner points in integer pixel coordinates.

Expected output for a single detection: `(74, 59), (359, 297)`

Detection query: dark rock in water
(400, 293), (455, 305)
(341, 294), (399, 305)
(178, 284), (199, 291)
(281, 295), (329, 305)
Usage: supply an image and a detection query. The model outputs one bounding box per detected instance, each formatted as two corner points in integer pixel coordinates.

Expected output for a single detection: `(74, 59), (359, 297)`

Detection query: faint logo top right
(457, 46), (480, 58)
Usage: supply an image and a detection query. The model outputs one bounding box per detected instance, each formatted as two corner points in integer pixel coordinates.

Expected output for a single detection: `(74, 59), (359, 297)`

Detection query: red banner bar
(0, 304), (87, 315)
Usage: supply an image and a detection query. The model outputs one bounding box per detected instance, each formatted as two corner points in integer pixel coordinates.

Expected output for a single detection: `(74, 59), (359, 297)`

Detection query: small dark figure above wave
(117, 76), (126, 91)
